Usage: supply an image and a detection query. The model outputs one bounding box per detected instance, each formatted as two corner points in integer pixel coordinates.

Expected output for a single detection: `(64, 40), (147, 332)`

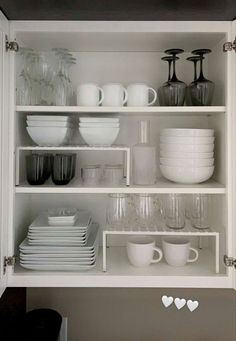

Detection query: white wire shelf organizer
(102, 224), (220, 274)
(16, 105), (226, 115)
(15, 145), (131, 186)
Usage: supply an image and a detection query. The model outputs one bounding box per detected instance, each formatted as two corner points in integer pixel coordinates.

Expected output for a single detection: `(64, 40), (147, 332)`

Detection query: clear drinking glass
(103, 164), (124, 186)
(133, 194), (161, 230)
(16, 48), (34, 105)
(190, 194), (211, 229)
(81, 165), (102, 186)
(164, 194), (185, 229)
(106, 194), (130, 229)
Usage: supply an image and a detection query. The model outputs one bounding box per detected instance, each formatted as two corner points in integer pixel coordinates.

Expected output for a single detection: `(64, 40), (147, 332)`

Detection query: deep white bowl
(160, 143), (214, 153)
(80, 117), (119, 123)
(27, 120), (73, 128)
(26, 127), (71, 146)
(160, 158), (214, 167)
(160, 165), (214, 184)
(27, 115), (70, 122)
(79, 127), (120, 146)
(161, 129), (214, 137)
(160, 136), (215, 145)
(160, 150), (214, 159)
(79, 123), (120, 128)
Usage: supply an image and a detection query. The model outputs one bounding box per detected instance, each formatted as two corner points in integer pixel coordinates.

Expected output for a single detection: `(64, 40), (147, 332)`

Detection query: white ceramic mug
(127, 236), (163, 267)
(162, 238), (199, 267)
(102, 83), (128, 107)
(127, 83), (157, 106)
(77, 83), (104, 106)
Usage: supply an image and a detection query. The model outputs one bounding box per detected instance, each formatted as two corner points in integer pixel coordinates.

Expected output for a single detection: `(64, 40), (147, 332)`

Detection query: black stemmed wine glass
(186, 56), (202, 105)
(158, 56), (175, 106)
(162, 48), (186, 106)
(189, 49), (214, 106)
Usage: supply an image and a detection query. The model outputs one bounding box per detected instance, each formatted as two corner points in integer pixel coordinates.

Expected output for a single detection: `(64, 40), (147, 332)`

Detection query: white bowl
(79, 123), (120, 128)
(27, 115), (70, 122)
(26, 127), (71, 146)
(160, 150), (214, 159)
(160, 158), (214, 167)
(79, 117), (119, 123)
(161, 129), (214, 137)
(160, 143), (214, 153)
(160, 165), (214, 184)
(79, 127), (120, 146)
(160, 136), (215, 145)
(27, 120), (73, 128)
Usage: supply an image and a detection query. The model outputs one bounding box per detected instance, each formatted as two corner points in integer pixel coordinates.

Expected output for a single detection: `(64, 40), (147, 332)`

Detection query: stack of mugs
(160, 129), (215, 184)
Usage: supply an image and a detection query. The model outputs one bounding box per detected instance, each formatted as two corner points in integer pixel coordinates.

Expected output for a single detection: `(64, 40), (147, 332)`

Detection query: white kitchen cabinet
(0, 13), (236, 292)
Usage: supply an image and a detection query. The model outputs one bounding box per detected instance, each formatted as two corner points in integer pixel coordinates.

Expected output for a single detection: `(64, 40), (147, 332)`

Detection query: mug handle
(122, 88), (128, 105)
(151, 246), (163, 263)
(187, 247), (199, 263)
(148, 87), (157, 106)
(98, 87), (104, 105)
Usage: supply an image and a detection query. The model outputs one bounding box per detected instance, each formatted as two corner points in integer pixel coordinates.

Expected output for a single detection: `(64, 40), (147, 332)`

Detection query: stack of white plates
(19, 223), (99, 271)
(160, 129), (215, 184)
(26, 115), (74, 146)
(79, 117), (120, 146)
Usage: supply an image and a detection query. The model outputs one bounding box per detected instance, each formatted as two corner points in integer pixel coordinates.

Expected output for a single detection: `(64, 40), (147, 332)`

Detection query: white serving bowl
(79, 117), (119, 123)
(27, 115), (70, 122)
(160, 158), (214, 167)
(79, 123), (120, 128)
(160, 136), (215, 145)
(27, 120), (73, 128)
(79, 127), (120, 146)
(26, 127), (71, 146)
(160, 150), (214, 159)
(161, 128), (214, 137)
(160, 143), (214, 153)
(160, 165), (214, 184)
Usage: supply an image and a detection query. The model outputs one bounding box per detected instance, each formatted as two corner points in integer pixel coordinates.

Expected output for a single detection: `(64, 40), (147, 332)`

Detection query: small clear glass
(81, 165), (102, 186)
(164, 194), (185, 229)
(106, 194), (130, 230)
(103, 164), (124, 186)
(190, 194), (211, 229)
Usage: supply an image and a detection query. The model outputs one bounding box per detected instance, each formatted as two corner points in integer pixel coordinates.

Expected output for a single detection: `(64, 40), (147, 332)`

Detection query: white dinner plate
(20, 263), (96, 271)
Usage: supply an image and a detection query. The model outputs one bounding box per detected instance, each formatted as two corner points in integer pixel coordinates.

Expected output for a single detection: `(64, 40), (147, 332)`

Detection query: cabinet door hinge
(5, 36), (19, 52)
(224, 255), (236, 268)
(4, 256), (16, 274)
(223, 37), (236, 52)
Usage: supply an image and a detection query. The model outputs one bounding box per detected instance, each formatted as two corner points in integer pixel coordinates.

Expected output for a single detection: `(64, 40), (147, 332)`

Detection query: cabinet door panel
(0, 10), (9, 297)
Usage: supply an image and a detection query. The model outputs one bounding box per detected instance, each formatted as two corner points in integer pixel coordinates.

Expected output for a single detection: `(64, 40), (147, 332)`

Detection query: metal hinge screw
(223, 38), (236, 52)
(4, 256), (16, 274)
(224, 255), (236, 268)
(5, 36), (19, 52)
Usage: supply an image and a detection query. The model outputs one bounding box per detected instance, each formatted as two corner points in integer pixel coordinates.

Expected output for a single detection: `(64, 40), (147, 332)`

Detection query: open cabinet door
(0, 10), (9, 297)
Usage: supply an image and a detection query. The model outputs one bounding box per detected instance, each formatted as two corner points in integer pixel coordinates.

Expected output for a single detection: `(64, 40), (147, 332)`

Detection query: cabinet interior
(7, 26), (232, 284)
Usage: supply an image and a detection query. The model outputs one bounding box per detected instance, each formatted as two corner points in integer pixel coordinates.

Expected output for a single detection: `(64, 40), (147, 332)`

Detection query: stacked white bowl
(160, 129), (215, 184)
(79, 117), (120, 146)
(26, 115), (74, 146)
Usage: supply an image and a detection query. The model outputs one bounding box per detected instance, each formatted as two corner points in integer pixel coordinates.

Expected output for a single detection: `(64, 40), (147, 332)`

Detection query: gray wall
(27, 288), (236, 341)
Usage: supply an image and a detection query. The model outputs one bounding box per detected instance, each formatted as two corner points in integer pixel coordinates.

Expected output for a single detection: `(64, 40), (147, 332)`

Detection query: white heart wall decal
(174, 297), (186, 310)
(162, 295), (174, 308)
(187, 300), (199, 312)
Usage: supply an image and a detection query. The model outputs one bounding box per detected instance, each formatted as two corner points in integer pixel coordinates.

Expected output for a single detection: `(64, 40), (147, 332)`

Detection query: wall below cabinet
(27, 288), (236, 341)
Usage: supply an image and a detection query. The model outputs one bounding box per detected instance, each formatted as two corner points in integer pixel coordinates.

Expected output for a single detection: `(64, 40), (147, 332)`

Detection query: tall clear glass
(106, 194), (130, 230)
(190, 194), (211, 229)
(164, 194), (185, 229)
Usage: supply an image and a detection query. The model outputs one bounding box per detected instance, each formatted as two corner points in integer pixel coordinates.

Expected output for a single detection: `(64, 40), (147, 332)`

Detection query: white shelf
(16, 105), (226, 115)
(15, 179), (226, 194)
(9, 247), (228, 288)
(16, 145), (130, 152)
(102, 225), (220, 273)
